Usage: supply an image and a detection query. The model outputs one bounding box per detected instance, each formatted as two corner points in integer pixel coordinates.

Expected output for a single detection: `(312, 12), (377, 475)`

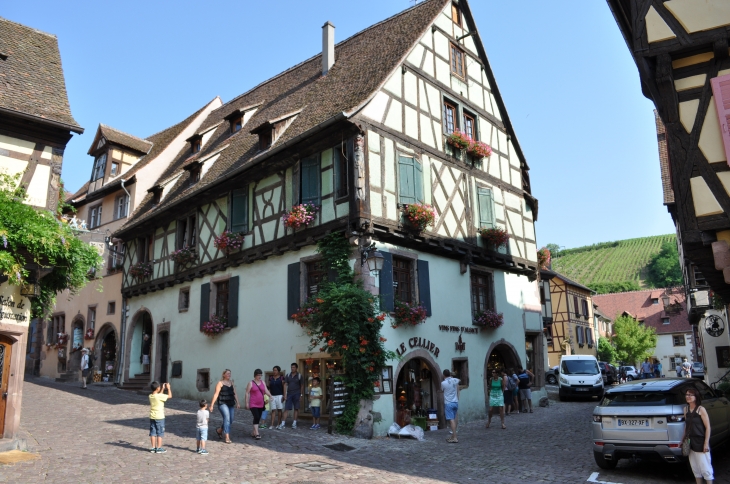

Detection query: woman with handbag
(683, 387), (713, 483)
(244, 369), (272, 440)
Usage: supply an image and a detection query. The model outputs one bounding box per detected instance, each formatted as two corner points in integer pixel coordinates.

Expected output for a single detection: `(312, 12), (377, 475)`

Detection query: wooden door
(0, 336), (12, 435)
(159, 332), (169, 384)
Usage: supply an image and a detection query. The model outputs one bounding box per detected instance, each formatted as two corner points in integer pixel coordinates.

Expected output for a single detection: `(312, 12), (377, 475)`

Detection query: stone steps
(119, 373), (151, 391)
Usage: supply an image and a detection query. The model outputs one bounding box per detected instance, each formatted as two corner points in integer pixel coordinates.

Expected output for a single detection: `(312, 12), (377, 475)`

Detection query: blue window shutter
(414, 159), (424, 203)
(200, 283), (210, 331)
(417, 259), (431, 316)
(230, 188), (248, 233)
(379, 252), (394, 312)
(227, 276), (239, 328)
(287, 263), (301, 319)
(477, 187), (494, 229)
(301, 156), (320, 205)
(398, 156), (416, 205)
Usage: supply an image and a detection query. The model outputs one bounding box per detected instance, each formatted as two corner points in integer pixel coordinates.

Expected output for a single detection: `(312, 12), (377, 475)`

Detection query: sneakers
(277, 423), (285, 430)
(150, 448), (157, 453)
(259, 424), (268, 429)
(314, 424), (321, 429)
(199, 449), (209, 455)
(291, 421), (297, 429)
(310, 424), (321, 430)
(155, 447), (167, 454)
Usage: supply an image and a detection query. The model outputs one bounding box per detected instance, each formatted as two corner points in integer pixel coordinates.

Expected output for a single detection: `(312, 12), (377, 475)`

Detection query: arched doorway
(484, 339), (522, 411)
(94, 323), (117, 382)
(125, 309), (153, 381)
(393, 350), (444, 429)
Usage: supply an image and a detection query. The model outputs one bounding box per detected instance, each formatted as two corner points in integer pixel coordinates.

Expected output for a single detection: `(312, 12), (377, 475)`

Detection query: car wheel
(626, 376), (633, 381)
(547, 375), (557, 385)
(594, 451), (618, 470)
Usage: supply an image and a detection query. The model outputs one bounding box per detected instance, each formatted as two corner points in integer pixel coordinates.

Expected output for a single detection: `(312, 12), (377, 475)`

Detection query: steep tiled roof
(654, 110), (674, 205)
(593, 288), (690, 335)
(91, 124), (153, 155)
(553, 271), (593, 293)
(66, 181), (89, 202)
(0, 17), (81, 132)
(118, 0), (449, 235)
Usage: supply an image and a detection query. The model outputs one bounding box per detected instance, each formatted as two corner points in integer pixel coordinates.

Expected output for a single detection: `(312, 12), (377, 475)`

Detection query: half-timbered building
(607, 0), (730, 384)
(0, 17), (82, 447)
(547, 273), (597, 367)
(115, 0), (543, 433)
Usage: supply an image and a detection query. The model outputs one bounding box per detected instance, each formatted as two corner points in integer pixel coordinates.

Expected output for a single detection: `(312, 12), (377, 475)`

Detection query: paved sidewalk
(2, 379), (727, 483)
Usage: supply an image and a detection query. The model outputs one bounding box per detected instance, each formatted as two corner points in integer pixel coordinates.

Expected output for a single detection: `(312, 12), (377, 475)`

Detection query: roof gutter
(115, 112), (349, 238)
(0, 106), (84, 134)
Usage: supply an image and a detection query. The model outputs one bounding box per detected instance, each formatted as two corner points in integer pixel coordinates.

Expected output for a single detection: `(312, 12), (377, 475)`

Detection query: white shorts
(270, 395), (284, 410)
(689, 450), (713, 480)
(142, 355), (150, 365)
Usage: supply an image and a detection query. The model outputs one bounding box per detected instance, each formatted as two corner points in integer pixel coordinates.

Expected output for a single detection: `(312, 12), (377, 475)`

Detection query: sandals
(216, 428), (223, 440)
(485, 422), (491, 429)
(446, 437), (458, 443)
(502, 424), (507, 429)
(255, 435), (261, 440)
(224, 440), (232, 444)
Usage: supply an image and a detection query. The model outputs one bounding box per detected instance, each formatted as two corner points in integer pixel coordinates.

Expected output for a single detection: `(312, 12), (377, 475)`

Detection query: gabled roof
(552, 271), (593, 293)
(0, 17), (82, 132)
(117, 0), (451, 236)
(88, 124), (153, 155)
(593, 288), (690, 335)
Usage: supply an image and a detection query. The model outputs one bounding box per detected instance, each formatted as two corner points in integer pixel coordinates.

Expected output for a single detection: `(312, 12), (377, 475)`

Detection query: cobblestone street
(2, 379), (728, 484)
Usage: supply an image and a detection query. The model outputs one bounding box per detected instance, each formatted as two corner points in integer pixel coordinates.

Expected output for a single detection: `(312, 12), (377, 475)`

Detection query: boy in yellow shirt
(149, 381), (172, 453)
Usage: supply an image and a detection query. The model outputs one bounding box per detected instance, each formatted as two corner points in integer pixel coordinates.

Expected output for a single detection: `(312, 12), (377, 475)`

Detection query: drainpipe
(116, 296), (128, 385)
(120, 178), (131, 217)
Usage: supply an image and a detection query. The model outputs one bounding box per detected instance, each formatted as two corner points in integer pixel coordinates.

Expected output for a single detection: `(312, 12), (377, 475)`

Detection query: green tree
(597, 336), (617, 363)
(588, 281), (641, 294)
(612, 315), (657, 367)
(545, 243), (561, 258)
(646, 241), (682, 288)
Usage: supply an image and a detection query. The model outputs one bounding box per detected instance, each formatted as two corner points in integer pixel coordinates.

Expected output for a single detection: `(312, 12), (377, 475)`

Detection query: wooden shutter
(414, 159), (424, 203)
(230, 188), (248, 233)
(398, 156), (416, 204)
(417, 259), (431, 316)
(582, 299), (589, 318)
(477, 187), (494, 228)
(710, 74), (730, 164)
(200, 282), (210, 331)
(227, 276), (239, 328)
(379, 252), (395, 312)
(573, 296), (580, 318)
(301, 156), (320, 205)
(287, 263), (301, 319)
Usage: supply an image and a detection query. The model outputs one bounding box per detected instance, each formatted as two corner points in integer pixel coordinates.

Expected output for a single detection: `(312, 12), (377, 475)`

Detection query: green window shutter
(287, 263), (301, 319)
(227, 276), (239, 328)
(379, 252), (394, 312)
(230, 188), (248, 233)
(301, 156), (320, 205)
(200, 283), (210, 331)
(398, 155), (416, 205)
(477, 187), (494, 229)
(414, 159), (424, 203)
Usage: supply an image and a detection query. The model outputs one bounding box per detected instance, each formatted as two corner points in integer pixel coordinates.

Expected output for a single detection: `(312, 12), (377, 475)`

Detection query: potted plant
(171, 246), (197, 266)
(403, 202), (436, 232)
(202, 315), (228, 337)
(282, 203), (318, 229)
(213, 230), (245, 253)
(537, 247), (551, 270)
(391, 300), (428, 328)
(445, 129), (471, 150)
(466, 140), (493, 161)
(473, 309), (504, 329)
(479, 227), (509, 250)
(129, 261), (153, 280)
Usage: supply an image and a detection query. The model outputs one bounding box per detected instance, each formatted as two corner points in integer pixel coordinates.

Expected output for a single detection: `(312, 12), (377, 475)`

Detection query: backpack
(88, 352), (96, 367)
(507, 375), (518, 391)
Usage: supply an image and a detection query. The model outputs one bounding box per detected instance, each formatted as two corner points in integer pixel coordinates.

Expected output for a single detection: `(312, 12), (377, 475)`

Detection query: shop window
(87, 307), (96, 330)
(471, 270), (494, 314)
(392, 256), (413, 304)
(333, 143), (348, 200)
(88, 204), (103, 229)
(306, 260), (327, 298)
(398, 155), (423, 205)
(179, 287), (190, 312)
(525, 337), (536, 374)
(374, 366), (394, 394)
(394, 358), (436, 424)
(171, 361), (183, 378)
(443, 100), (457, 134)
(450, 43), (465, 78)
(107, 301), (115, 315)
(230, 187), (249, 234)
(477, 187), (495, 229)
(299, 356), (345, 416)
(215, 280), (229, 320)
(300, 155), (321, 206)
(177, 214), (197, 250)
(196, 369), (210, 392)
(452, 358), (469, 387)
(673, 335), (686, 346)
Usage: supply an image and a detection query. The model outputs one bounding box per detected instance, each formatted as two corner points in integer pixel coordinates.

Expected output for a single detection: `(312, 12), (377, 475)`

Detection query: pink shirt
(249, 380), (266, 408)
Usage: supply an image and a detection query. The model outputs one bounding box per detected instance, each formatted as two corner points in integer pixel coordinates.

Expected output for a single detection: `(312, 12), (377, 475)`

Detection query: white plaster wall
(698, 309), (730, 384)
(651, 332), (694, 377)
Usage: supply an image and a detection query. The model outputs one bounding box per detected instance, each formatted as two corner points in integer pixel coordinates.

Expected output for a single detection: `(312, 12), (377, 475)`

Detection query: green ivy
(0, 174), (102, 319)
(292, 233), (397, 434)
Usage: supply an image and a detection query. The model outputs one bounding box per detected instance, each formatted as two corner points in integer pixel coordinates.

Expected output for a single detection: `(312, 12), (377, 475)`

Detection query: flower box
(171, 246), (197, 266)
(130, 261), (153, 280)
(391, 300), (428, 328)
(473, 309), (504, 329)
(213, 230), (245, 253)
(282, 203), (318, 229)
(54, 333), (69, 349)
(403, 203), (435, 232)
(445, 130), (471, 150)
(202, 315), (228, 337)
(479, 227), (509, 249)
(466, 140), (493, 160)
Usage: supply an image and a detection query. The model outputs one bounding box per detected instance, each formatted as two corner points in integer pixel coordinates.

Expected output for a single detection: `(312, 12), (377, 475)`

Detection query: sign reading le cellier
(395, 337), (440, 358)
(0, 284), (30, 326)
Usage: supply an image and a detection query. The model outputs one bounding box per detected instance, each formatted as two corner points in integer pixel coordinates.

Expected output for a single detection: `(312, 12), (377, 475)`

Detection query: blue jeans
(218, 404), (235, 434)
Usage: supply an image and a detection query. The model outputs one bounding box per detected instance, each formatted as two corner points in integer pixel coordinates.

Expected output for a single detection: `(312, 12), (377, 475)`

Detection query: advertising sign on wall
(0, 283), (31, 327)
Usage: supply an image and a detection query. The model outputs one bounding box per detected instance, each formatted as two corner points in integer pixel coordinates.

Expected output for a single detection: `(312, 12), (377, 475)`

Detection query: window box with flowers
(391, 300), (428, 328)
(403, 203), (435, 232)
(213, 230), (245, 254)
(202, 315), (228, 338)
(466, 140), (493, 163)
(473, 309), (504, 329)
(171, 246), (197, 267)
(478, 227), (509, 250)
(445, 130), (471, 151)
(54, 333), (69, 349)
(282, 203), (318, 229)
(130, 261), (153, 280)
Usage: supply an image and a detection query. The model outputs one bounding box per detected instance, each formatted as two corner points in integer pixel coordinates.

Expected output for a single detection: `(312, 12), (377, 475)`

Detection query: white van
(558, 355), (604, 401)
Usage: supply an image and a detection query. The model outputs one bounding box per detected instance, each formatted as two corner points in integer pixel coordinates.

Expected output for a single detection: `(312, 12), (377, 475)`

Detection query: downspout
(116, 178), (131, 386)
(120, 178), (131, 217)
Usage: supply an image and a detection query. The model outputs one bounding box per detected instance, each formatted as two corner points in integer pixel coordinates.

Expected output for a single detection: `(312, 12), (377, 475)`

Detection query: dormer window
(259, 129), (273, 150)
(192, 138), (202, 153)
(91, 153), (107, 181)
(451, 3), (462, 26)
(230, 116), (243, 134)
(184, 161), (202, 185)
(149, 185), (163, 205)
(110, 162), (120, 177)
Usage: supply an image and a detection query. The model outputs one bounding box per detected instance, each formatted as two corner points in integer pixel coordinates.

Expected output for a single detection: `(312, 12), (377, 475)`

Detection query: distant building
(547, 272), (597, 367)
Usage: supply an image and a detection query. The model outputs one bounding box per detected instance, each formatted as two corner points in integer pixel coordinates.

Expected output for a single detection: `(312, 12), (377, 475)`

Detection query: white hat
(81, 348), (89, 353)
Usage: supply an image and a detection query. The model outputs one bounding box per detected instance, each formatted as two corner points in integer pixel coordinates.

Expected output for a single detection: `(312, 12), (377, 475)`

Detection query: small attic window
(451, 3), (462, 26)
(230, 116), (243, 134)
(149, 186), (163, 205)
(652, 298), (659, 305)
(192, 138), (202, 153)
(184, 161), (202, 185)
(259, 129), (273, 150)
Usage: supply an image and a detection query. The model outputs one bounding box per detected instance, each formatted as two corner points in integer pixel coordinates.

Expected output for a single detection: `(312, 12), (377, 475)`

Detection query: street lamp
(20, 269), (40, 298)
(366, 249), (385, 277)
(662, 294), (671, 308)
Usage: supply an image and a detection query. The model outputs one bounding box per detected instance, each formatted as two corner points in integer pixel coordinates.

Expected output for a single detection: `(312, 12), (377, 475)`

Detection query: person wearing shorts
(268, 366), (285, 429)
(80, 348), (90, 389)
(284, 363), (303, 429)
(196, 399), (209, 455)
(441, 369), (460, 443)
(149, 381), (172, 453)
(517, 368), (534, 413)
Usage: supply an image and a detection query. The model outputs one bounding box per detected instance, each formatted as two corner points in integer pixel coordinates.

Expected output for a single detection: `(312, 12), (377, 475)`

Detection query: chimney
(322, 21), (335, 76)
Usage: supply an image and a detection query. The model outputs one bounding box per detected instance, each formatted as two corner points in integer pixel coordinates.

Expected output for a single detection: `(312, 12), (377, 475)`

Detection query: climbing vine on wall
(292, 232), (396, 434)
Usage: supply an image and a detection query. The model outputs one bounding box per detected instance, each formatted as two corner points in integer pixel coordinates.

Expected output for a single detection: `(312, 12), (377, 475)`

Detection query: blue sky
(4, 1), (675, 249)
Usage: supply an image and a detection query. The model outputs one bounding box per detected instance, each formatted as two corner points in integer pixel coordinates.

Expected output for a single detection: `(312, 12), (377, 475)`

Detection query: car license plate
(576, 388), (589, 392)
(618, 419), (649, 427)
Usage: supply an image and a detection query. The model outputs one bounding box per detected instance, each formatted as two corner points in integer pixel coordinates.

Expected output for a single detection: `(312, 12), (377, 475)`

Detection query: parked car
(592, 378), (730, 469)
(598, 362), (618, 384)
(618, 366), (639, 381)
(692, 362), (706, 380)
(545, 365), (559, 385)
(559, 355), (604, 401)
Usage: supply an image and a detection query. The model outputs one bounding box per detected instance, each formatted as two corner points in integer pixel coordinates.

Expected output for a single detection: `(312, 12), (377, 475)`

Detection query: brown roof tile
(654, 110), (674, 205)
(0, 17), (81, 131)
(90, 124), (153, 155)
(593, 288), (690, 335)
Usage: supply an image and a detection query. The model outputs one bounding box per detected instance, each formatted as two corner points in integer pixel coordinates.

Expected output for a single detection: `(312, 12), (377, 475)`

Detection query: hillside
(550, 234), (676, 289)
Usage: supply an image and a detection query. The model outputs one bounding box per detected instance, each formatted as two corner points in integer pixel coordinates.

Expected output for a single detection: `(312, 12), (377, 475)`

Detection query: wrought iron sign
(704, 314), (726, 338)
(455, 334), (466, 353)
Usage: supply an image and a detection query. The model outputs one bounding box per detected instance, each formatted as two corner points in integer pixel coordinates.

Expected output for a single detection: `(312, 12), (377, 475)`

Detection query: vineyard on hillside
(551, 234), (676, 288)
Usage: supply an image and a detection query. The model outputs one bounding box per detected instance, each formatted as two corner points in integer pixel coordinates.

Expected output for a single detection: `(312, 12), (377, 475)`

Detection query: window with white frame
(87, 307), (96, 330)
(92, 153), (107, 181)
(88, 204), (103, 229)
(115, 195), (129, 220)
